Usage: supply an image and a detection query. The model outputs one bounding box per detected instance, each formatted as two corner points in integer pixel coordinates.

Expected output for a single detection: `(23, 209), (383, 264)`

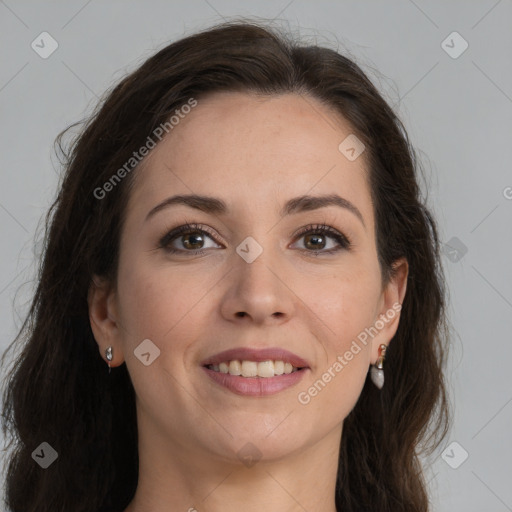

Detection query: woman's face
(91, 91), (407, 464)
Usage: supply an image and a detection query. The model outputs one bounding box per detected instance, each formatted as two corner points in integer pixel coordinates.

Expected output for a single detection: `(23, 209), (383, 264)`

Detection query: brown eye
(181, 232), (205, 250)
(303, 233), (327, 250)
(159, 223), (222, 255)
(291, 224), (352, 255)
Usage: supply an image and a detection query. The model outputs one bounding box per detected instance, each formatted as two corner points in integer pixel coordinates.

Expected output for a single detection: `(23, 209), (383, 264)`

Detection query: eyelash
(157, 222), (352, 257)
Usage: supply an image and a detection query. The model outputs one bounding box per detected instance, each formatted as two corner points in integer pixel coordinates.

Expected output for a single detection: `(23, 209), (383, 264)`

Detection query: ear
(88, 275), (125, 367)
(371, 257), (408, 363)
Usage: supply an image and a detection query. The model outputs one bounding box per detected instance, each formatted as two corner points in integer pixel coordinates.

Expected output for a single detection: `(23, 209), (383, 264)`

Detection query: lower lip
(202, 366), (308, 396)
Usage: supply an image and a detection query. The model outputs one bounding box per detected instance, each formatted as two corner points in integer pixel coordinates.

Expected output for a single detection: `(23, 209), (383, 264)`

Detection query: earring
(370, 344), (387, 389)
(105, 346), (113, 374)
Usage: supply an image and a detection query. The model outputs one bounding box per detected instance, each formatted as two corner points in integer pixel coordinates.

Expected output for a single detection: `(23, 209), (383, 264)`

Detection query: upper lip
(201, 347), (310, 368)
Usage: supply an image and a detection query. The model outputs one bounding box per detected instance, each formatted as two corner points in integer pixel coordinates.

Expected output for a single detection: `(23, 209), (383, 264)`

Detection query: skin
(89, 91), (408, 512)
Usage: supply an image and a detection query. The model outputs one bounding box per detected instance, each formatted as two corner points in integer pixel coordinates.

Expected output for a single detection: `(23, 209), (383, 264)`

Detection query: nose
(220, 245), (295, 325)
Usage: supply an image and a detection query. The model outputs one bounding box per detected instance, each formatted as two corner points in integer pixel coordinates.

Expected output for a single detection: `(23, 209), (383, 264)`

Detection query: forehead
(128, 92), (373, 227)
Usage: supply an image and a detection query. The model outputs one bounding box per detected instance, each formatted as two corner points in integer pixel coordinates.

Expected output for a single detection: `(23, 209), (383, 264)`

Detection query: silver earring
(105, 346), (113, 374)
(370, 344), (387, 389)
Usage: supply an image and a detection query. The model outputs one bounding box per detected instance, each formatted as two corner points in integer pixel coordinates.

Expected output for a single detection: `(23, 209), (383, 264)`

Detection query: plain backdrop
(1, 1), (511, 511)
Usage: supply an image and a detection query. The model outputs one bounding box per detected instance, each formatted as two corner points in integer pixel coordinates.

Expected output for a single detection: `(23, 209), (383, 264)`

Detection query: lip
(200, 347), (310, 368)
(202, 366), (309, 396)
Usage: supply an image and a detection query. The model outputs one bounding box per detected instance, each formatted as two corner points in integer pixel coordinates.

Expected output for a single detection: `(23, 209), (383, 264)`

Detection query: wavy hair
(1, 20), (450, 512)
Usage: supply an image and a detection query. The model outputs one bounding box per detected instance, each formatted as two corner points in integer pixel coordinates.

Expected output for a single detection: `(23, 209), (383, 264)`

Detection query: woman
(1, 21), (450, 512)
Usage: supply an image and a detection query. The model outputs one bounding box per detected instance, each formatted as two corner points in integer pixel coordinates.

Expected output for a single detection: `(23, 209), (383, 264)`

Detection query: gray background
(1, 1), (511, 511)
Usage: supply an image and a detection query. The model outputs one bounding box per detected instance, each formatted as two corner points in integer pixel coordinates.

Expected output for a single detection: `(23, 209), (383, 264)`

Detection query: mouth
(204, 360), (303, 377)
(200, 347), (310, 396)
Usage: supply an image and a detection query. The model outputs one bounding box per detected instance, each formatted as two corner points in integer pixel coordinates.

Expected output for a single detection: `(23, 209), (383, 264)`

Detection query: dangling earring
(370, 344), (387, 389)
(105, 346), (113, 374)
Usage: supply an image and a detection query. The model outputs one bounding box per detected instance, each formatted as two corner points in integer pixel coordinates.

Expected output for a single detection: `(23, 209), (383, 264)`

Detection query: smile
(205, 359), (301, 378)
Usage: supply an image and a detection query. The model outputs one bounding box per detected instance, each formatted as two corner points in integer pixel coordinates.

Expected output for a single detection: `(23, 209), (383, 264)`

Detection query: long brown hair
(1, 20), (450, 512)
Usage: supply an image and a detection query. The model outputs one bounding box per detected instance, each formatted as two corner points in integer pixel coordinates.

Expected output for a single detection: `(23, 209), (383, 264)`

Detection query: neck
(124, 415), (342, 512)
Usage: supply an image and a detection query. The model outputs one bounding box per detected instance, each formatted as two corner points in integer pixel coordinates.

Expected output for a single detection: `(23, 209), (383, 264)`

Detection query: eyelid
(291, 223), (349, 241)
(158, 221), (352, 254)
(290, 223), (352, 251)
(158, 222), (223, 250)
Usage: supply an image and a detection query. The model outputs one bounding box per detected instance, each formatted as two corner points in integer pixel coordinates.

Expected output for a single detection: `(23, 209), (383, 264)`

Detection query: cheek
(294, 262), (380, 409)
(301, 263), (381, 348)
(115, 262), (215, 416)
(295, 286), (376, 427)
(118, 265), (195, 337)
(116, 255), (220, 369)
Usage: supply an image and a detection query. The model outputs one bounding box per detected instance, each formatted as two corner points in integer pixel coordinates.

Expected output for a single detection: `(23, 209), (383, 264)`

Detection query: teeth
(257, 360), (274, 378)
(207, 360), (301, 378)
(274, 360), (284, 375)
(241, 360), (258, 377)
(229, 360), (241, 375)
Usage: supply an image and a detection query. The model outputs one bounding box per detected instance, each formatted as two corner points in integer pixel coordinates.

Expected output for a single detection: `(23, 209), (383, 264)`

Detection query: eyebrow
(145, 193), (365, 227)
